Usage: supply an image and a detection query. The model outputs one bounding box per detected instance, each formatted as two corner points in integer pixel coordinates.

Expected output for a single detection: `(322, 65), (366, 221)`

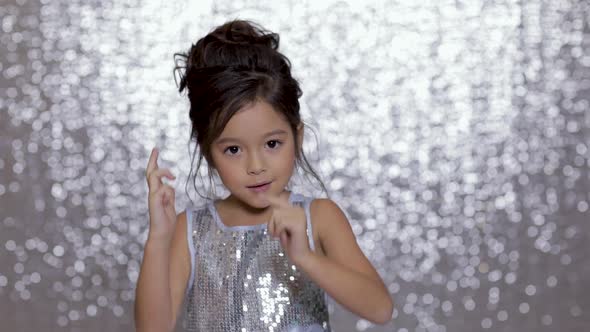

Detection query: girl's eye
(224, 146), (240, 155)
(266, 140), (282, 149)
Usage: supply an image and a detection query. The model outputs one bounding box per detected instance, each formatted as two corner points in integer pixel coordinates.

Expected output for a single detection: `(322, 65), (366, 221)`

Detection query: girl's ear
(296, 122), (304, 152)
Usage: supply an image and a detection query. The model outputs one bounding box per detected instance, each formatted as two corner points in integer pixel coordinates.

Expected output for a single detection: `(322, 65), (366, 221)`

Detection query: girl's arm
(296, 199), (394, 325)
(134, 212), (190, 332)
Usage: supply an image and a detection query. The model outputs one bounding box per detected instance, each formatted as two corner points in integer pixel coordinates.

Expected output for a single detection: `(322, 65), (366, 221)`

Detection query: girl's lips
(247, 181), (271, 193)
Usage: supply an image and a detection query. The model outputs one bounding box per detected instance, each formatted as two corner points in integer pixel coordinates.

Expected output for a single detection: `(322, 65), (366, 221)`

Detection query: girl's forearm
(296, 252), (393, 325)
(134, 237), (174, 332)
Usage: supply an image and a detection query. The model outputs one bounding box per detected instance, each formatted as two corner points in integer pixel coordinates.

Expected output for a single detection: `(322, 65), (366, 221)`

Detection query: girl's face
(210, 100), (301, 209)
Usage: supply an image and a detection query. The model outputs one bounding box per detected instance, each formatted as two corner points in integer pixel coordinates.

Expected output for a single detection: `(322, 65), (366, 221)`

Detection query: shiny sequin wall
(0, 0), (589, 331)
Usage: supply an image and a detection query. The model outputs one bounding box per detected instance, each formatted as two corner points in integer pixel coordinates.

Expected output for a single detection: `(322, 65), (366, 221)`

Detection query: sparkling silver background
(1, 0), (589, 331)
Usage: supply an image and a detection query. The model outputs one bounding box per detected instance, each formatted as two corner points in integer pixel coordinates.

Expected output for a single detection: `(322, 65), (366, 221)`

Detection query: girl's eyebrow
(216, 129), (288, 144)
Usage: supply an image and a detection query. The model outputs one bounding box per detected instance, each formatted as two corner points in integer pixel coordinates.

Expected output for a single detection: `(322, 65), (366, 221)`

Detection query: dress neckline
(208, 192), (298, 231)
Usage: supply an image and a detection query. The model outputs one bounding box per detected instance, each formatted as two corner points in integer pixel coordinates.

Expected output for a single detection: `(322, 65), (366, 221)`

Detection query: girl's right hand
(145, 147), (177, 242)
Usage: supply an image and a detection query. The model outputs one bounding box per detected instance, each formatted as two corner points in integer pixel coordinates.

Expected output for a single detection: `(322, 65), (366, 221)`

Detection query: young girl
(134, 19), (393, 331)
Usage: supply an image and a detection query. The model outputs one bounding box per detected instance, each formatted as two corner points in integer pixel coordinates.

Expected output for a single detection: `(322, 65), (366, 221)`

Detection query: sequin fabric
(184, 193), (331, 331)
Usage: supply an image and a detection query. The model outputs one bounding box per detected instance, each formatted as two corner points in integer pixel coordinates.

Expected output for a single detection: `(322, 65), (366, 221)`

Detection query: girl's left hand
(266, 194), (312, 265)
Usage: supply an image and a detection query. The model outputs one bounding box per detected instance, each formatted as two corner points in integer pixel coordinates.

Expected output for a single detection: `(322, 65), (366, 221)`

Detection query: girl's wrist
(146, 231), (173, 248)
(292, 250), (316, 268)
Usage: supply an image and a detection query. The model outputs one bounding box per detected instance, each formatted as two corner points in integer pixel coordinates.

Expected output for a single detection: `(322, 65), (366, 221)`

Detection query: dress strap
(291, 193), (316, 252)
(185, 205), (207, 299)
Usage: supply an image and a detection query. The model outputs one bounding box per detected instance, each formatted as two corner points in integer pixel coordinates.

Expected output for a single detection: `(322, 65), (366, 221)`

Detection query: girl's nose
(247, 153), (266, 175)
(248, 168), (265, 175)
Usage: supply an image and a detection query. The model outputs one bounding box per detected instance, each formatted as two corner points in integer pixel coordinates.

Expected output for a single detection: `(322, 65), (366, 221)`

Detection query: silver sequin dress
(183, 192), (331, 332)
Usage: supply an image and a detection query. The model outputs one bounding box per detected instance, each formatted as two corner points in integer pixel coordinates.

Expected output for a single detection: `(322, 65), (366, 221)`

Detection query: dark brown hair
(173, 19), (327, 200)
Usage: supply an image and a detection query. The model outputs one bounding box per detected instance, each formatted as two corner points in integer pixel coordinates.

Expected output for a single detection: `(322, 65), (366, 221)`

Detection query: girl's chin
(229, 193), (271, 210)
(250, 196), (273, 209)
(228, 187), (286, 209)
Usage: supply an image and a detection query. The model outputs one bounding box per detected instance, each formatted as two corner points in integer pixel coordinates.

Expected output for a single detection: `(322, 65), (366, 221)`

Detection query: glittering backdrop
(1, 0), (589, 331)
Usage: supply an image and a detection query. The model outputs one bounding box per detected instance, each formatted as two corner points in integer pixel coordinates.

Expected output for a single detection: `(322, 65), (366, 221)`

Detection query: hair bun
(174, 20), (290, 93)
(210, 20), (278, 50)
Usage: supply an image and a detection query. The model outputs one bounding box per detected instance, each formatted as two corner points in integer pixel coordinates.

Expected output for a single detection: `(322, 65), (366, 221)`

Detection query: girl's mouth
(247, 181), (271, 193)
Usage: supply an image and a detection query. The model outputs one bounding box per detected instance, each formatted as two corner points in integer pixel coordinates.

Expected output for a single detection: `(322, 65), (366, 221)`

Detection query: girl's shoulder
(309, 196), (351, 232)
(309, 197), (348, 220)
(291, 192), (349, 224)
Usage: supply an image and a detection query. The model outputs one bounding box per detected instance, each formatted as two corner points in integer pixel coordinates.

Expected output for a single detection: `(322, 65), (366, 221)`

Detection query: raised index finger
(146, 147), (159, 173)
